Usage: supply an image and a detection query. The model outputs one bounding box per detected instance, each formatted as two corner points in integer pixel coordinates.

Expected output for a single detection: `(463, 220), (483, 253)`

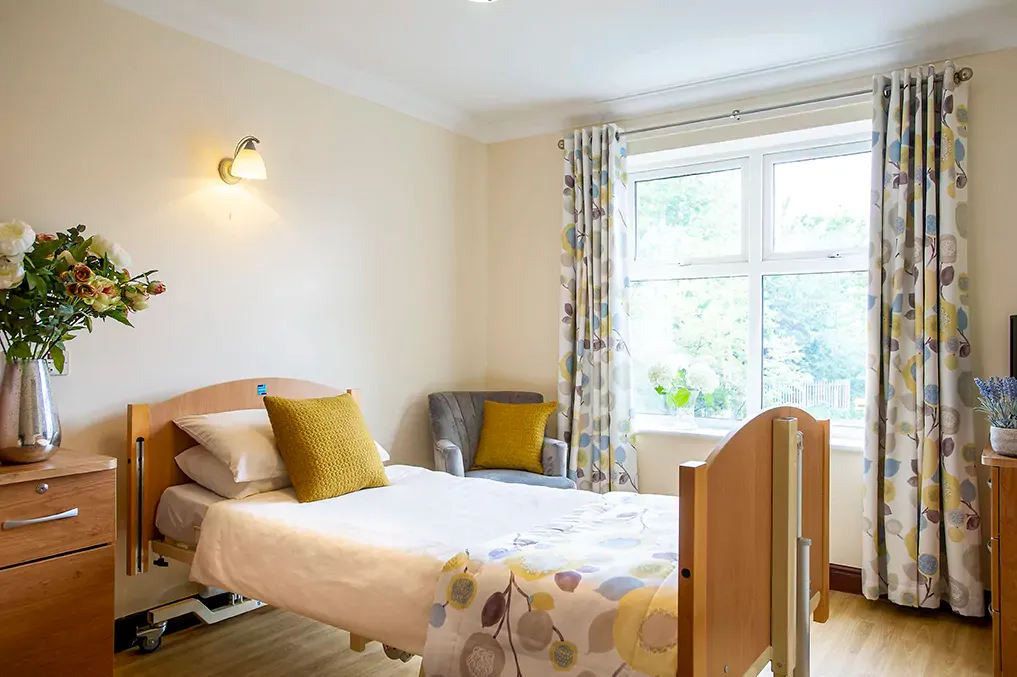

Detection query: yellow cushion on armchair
(263, 393), (388, 502)
(472, 400), (558, 474)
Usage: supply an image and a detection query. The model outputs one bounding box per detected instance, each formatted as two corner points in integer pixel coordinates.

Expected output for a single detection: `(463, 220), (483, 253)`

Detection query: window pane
(772, 152), (870, 254)
(635, 168), (742, 262)
(762, 272), (867, 425)
(631, 277), (748, 420)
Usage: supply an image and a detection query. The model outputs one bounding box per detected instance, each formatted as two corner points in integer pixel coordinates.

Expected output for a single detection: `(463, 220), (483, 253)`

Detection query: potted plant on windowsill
(976, 377), (1017, 457)
(0, 220), (165, 464)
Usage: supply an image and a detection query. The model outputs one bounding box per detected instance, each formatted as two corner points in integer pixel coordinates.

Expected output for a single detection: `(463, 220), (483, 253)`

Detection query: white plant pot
(990, 426), (1017, 457)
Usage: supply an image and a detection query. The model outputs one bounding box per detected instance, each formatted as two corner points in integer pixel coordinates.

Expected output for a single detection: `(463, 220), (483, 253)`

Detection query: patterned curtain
(863, 62), (982, 616)
(558, 125), (637, 494)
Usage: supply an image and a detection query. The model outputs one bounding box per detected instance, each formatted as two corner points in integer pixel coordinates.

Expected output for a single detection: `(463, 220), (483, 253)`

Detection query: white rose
(88, 292), (112, 313)
(0, 255), (26, 290)
(0, 219), (36, 257)
(686, 363), (720, 394)
(89, 234), (132, 269)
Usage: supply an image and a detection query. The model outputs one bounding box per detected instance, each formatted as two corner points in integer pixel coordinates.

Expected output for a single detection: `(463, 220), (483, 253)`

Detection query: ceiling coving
(108, 0), (1017, 142)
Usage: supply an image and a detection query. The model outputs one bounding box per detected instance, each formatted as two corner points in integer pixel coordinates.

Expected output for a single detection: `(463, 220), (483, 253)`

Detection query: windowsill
(633, 415), (864, 453)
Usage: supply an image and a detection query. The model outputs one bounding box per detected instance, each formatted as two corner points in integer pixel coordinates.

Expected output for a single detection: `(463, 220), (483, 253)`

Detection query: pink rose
(72, 263), (93, 283)
(75, 283), (96, 299)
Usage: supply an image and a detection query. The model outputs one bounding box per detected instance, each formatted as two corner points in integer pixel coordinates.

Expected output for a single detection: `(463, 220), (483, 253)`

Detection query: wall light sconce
(218, 136), (267, 185)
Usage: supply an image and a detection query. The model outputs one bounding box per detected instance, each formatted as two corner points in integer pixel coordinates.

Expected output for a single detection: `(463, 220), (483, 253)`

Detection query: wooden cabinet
(0, 449), (116, 677)
(984, 445), (1017, 677)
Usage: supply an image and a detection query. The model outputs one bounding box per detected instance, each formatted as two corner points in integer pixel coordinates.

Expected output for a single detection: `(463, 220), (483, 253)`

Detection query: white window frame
(627, 129), (870, 444)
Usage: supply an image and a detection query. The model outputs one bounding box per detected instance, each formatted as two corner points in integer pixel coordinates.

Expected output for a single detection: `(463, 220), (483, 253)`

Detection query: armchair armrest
(541, 438), (568, 478)
(434, 439), (465, 477)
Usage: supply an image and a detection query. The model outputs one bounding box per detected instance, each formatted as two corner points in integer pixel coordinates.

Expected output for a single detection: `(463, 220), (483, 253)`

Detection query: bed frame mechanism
(126, 380), (829, 677)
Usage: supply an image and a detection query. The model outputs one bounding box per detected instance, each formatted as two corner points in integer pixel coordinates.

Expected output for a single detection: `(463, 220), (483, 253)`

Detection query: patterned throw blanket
(421, 494), (679, 677)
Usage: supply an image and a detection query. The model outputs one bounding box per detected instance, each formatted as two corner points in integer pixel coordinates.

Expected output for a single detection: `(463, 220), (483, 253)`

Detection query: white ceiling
(108, 0), (1017, 142)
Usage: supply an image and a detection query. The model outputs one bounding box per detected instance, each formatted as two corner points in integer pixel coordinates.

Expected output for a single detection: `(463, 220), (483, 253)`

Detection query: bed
(127, 378), (830, 677)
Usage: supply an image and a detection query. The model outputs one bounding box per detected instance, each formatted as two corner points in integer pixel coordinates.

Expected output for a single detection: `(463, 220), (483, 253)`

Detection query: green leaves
(30, 239), (60, 261)
(7, 342), (31, 359)
(49, 345), (65, 374)
(106, 310), (133, 327)
(68, 236), (93, 265)
(25, 272), (46, 294)
(669, 388), (691, 409)
(5, 295), (30, 311)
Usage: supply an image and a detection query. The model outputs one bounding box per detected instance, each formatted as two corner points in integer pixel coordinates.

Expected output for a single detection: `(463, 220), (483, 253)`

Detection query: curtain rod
(557, 66), (974, 148)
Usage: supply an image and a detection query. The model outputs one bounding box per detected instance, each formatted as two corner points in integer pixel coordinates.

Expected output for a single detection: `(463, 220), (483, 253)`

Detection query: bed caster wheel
(136, 621), (167, 654)
(383, 645), (413, 662)
(137, 635), (162, 654)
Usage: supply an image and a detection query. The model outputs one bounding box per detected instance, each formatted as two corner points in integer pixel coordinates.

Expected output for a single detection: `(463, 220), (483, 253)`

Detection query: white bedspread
(190, 465), (601, 654)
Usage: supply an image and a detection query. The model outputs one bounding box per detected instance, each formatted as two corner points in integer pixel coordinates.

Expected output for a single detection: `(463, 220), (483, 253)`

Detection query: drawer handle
(2, 508), (78, 530)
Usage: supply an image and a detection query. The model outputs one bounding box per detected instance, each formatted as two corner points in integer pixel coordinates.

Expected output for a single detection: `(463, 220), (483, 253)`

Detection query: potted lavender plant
(976, 377), (1017, 457)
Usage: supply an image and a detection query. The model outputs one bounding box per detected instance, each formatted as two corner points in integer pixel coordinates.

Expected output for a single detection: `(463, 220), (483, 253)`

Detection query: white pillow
(375, 441), (391, 463)
(175, 446), (290, 499)
(174, 409), (285, 482)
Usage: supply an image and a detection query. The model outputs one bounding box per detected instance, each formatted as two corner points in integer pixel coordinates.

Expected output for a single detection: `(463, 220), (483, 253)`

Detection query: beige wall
(485, 46), (1017, 570)
(0, 0), (488, 616)
(3, 0), (1014, 619)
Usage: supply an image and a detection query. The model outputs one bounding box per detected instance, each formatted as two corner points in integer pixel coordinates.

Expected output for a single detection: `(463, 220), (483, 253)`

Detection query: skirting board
(830, 564), (993, 613)
(829, 564), (862, 596)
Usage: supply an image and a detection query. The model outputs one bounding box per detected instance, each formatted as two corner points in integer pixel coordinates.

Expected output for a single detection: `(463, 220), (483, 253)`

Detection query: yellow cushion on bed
(263, 394), (388, 503)
(472, 400), (557, 474)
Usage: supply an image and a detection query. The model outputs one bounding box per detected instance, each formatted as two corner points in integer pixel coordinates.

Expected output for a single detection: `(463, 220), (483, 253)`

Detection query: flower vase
(672, 390), (699, 428)
(0, 359), (61, 463)
(991, 426), (1017, 458)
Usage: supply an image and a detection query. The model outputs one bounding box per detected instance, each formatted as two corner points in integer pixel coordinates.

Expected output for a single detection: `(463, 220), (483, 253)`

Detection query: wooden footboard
(677, 408), (830, 677)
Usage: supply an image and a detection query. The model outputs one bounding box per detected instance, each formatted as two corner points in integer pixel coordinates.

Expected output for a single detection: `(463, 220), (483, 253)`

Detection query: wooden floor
(115, 591), (992, 677)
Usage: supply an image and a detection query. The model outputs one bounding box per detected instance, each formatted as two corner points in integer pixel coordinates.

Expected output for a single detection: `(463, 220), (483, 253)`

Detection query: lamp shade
(230, 147), (267, 180)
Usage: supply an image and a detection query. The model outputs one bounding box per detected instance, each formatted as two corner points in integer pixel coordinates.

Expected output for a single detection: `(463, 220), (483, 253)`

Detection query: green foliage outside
(631, 159), (868, 425)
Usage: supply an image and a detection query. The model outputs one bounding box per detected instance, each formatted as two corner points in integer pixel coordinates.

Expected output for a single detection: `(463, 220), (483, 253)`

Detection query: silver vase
(0, 359), (61, 463)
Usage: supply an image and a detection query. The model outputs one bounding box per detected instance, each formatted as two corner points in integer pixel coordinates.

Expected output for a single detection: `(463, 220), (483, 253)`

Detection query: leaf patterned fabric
(421, 493), (679, 677)
(863, 63), (982, 616)
(558, 126), (637, 494)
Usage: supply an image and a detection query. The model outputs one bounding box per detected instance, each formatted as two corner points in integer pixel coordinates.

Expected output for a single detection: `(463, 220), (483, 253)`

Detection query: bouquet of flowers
(648, 359), (720, 412)
(0, 219), (165, 372)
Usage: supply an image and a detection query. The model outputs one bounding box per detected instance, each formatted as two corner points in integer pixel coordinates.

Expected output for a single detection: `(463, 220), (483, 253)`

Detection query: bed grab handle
(2, 507), (78, 530)
(135, 436), (145, 575)
(794, 430), (810, 677)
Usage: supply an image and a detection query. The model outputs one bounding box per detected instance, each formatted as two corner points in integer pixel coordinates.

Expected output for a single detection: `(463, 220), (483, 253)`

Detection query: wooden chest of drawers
(985, 444), (1017, 677)
(0, 449), (116, 677)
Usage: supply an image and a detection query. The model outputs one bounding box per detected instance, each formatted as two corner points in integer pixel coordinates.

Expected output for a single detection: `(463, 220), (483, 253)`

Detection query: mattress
(189, 465), (603, 655)
(155, 483), (226, 548)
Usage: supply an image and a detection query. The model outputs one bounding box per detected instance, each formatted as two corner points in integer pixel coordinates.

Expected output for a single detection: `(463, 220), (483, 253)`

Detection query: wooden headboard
(126, 378), (350, 576)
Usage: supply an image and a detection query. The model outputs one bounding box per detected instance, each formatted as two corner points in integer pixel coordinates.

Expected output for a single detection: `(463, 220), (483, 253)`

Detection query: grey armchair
(428, 391), (576, 489)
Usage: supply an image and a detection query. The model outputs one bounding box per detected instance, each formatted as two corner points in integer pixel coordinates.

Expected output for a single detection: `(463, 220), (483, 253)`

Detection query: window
(629, 130), (869, 437)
